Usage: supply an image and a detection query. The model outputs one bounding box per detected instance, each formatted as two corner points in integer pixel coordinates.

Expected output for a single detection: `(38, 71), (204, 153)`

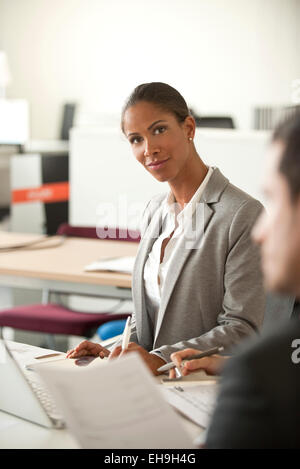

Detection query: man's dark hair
(273, 112), (300, 200)
(121, 82), (191, 133)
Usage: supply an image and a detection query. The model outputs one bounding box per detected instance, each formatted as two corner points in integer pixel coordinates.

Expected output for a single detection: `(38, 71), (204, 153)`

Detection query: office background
(0, 0), (299, 139)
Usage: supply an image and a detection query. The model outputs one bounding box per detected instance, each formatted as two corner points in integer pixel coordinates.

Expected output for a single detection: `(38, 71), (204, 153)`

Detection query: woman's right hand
(169, 348), (227, 378)
(66, 340), (110, 359)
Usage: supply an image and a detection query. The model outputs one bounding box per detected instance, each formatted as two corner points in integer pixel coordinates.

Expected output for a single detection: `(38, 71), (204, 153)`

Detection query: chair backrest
(60, 103), (76, 141)
(56, 223), (140, 242)
(195, 116), (235, 129)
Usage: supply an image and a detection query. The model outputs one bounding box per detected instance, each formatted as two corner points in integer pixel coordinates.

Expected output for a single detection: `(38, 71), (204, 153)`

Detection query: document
(161, 369), (219, 384)
(161, 383), (218, 429)
(84, 256), (135, 274)
(34, 353), (194, 449)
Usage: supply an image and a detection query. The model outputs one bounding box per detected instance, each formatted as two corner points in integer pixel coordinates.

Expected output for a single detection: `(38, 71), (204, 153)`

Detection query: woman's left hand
(109, 342), (166, 376)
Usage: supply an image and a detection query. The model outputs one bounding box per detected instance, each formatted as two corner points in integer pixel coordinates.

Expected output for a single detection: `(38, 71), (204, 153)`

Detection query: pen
(121, 316), (132, 351)
(157, 346), (224, 373)
(35, 353), (62, 360)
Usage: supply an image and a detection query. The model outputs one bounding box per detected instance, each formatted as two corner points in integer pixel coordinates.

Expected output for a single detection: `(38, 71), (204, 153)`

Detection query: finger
(80, 341), (109, 356)
(74, 340), (91, 351)
(171, 355), (182, 369)
(69, 341), (91, 357)
(188, 355), (224, 375)
(184, 358), (207, 371)
(171, 348), (202, 360)
(68, 348), (92, 359)
(123, 342), (138, 351)
(169, 368), (176, 379)
(99, 348), (110, 358)
(108, 345), (122, 360)
(180, 366), (190, 376)
(183, 356), (217, 374)
(68, 341), (104, 358)
(170, 348), (201, 368)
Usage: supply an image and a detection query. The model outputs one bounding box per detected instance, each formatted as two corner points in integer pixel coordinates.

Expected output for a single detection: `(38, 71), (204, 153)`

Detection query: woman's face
(123, 101), (195, 183)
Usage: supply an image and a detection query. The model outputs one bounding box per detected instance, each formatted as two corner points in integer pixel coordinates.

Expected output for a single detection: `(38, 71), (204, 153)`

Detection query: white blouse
(143, 166), (214, 330)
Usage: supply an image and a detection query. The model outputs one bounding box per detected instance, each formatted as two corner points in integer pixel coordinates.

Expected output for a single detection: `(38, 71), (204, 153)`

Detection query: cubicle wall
(70, 127), (271, 229)
(193, 129), (270, 203)
(69, 128), (164, 230)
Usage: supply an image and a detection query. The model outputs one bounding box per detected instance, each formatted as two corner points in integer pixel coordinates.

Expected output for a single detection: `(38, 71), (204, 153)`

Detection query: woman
(67, 82), (265, 374)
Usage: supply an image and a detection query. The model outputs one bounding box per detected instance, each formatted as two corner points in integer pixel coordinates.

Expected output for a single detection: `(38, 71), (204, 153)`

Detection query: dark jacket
(205, 315), (300, 448)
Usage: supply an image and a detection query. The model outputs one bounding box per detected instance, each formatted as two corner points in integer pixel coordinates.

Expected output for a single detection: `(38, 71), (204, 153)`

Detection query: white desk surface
(0, 341), (202, 449)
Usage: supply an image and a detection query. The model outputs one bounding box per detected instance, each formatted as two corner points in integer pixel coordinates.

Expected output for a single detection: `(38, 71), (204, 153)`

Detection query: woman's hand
(66, 340), (110, 359)
(168, 348), (228, 378)
(109, 342), (166, 376)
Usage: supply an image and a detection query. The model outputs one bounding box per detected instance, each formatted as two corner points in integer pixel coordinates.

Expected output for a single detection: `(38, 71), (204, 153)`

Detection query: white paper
(161, 369), (219, 384)
(0, 419), (19, 432)
(161, 383), (218, 429)
(84, 256), (135, 274)
(35, 353), (194, 449)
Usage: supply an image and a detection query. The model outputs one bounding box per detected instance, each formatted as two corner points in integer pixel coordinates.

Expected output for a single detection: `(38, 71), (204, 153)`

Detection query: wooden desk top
(0, 231), (138, 288)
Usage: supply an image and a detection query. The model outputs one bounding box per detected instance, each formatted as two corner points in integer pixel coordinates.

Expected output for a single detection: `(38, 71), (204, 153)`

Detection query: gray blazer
(130, 168), (265, 362)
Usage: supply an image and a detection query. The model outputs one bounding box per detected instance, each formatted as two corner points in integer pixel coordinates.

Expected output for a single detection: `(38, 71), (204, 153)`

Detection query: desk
(0, 341), (202, 449)
(0, 231), (138, 301)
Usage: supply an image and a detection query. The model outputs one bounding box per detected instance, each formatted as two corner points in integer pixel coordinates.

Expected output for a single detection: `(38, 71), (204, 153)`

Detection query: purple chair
(56, 223), (141, 242)
(0, 224), (140, 345)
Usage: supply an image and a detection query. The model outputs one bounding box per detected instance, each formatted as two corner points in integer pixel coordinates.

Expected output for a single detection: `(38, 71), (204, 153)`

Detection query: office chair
(0, 224), (140, 347)
(60, 103), (77, 141)
(194, 116), (235, 129)
(97, 319), (127, 341)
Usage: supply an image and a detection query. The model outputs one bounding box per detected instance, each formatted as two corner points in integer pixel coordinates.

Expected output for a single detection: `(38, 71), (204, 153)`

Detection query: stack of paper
(34, 353), (195, 449)
(84, 256), (135, 274)
(160, 383), (218, 429)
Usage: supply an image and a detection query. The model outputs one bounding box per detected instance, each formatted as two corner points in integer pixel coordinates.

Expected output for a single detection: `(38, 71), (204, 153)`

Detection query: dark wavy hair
(121, 82), (191, 133)
(273, 112), (300, 201)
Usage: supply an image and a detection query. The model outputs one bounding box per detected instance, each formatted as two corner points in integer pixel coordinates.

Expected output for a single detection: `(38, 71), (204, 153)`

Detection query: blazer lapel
(153, 203), (213, 344)
(133, 206), (165, 348)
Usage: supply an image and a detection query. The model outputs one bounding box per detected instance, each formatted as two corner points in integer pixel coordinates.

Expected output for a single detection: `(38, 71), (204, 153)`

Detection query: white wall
(0, 0), (299, 139)
(70, 127), (270, 229)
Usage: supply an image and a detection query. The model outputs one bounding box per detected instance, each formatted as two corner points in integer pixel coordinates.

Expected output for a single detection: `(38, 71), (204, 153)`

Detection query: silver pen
(157, 346), (224, 373)
(121, 316), (132, 351)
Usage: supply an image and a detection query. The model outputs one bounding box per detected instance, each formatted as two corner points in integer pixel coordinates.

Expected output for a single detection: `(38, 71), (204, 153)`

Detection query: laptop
(0, 340), (64, 429)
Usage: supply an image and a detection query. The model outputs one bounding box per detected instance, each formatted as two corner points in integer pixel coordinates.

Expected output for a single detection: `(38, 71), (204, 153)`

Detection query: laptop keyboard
(29, 378), (60, 416)
(24, 369), (62, 421)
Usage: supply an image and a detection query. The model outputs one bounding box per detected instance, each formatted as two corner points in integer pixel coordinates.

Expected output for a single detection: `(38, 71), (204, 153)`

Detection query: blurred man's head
(252, 113), (300, 296)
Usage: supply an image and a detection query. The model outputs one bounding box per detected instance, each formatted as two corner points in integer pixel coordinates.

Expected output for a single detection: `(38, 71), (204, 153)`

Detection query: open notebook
(84, 256), (135, 274)
(33, 353), (197, 449)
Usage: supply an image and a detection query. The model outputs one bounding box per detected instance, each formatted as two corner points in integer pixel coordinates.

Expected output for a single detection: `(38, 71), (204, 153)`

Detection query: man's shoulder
(206, 318), (300, 448)
(225, 318), (300, 377)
